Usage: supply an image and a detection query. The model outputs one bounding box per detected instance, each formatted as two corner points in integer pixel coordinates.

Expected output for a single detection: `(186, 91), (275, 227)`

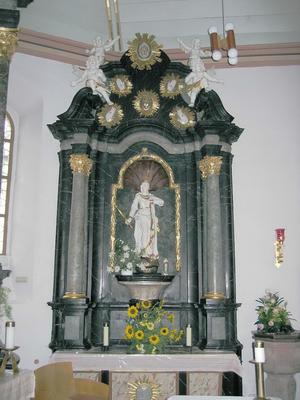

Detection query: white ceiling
(19, 0), (300, 50)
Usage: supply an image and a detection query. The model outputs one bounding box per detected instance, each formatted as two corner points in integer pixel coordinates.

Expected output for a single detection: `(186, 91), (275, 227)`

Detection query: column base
(48, 297), (92, 350)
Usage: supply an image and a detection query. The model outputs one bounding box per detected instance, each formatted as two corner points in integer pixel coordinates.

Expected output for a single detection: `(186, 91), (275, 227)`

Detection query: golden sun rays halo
(169, 106), (196, 129)
(128, 377), (161, 400)
(110, 74), (133, 97)
(97, 103), (124, 128)
(133, 89), (160, 117)
(160, 73), (182, 98)
(127, 32), (163, 70)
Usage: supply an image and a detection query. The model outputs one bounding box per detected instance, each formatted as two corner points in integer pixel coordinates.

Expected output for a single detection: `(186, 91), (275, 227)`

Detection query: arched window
(0, 113), (14, 254)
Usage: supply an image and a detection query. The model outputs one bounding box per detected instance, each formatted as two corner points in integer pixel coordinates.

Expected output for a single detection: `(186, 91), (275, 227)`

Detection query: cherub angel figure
(87, 35), (120, 67)
(71, 55), (113, 105)
(178, 38), (222, 106)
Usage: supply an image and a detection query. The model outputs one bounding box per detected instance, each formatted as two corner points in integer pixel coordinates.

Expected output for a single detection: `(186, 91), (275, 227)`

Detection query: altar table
(51, 350), (242, 399)
(0, 369), (35, 400)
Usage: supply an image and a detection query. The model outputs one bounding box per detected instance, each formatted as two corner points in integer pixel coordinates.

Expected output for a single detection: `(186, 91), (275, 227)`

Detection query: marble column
(63, 154), (93, 299)
(199, 155), (225, 299)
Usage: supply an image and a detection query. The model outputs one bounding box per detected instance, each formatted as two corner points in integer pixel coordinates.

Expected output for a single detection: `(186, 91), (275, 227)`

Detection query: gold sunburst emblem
(97, 104), (124, 128)
(110, 75), (133, 97)
(127, 33), (162, 70)
(169, 106), (195, 129)
(160, 73), (182, 98)
(128, 377), (161, 400)
(133, 90), (160, 117)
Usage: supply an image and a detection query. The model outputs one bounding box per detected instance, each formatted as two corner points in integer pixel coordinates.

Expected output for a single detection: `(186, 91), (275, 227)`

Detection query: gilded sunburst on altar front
(160, 73), (182, 99)
(127, 33), (162, 70)
(169, 106), (196, 129)
(110, 75), (133, 97)
(97, 103), (124, 128)
(128, 378), (161, 400)
(133, 90), (160, 117)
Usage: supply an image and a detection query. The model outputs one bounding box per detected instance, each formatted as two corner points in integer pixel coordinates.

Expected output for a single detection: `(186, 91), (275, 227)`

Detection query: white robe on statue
(129, 192), (164, 258)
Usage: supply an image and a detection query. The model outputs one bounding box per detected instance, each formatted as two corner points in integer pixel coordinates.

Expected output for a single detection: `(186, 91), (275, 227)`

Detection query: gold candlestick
(0, 346), (20, 374)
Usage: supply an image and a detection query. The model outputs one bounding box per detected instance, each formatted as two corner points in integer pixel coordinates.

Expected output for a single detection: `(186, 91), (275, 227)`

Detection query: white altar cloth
(51, 350), (243, 376)
(168, 397), (281, 400)
(0, 369), (35, 400)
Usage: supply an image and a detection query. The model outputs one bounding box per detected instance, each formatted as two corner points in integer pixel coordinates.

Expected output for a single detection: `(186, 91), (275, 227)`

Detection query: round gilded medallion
(128, 378), (160, 400)
(110, 75), (133, 97)
(160, 73), (182, 99)
(169, 106), (195, 129)
(133, 90), (160, 117)
(97, 104), (124, 128)
(127, 33), (162, 70)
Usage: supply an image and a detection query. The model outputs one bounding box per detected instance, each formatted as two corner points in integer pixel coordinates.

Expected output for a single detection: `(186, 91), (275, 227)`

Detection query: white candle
(186, 324), (192, 347)
(5, 321), (15, 350)
(254, 342), (265, 363)
(103, 323), (109, 347)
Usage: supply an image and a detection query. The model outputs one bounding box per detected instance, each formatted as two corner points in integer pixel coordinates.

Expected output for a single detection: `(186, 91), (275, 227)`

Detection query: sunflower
(160, 327), (169, 336)
(149, 335), (160, 345)
(125, 325), (134, 339)
(146, 322), (154, 330)
(141, 300), (151, 309)
(135, 330), (145, 340)
(128, 305), (138, 319)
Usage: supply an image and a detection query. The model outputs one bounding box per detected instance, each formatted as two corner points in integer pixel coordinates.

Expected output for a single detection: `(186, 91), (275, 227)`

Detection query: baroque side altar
(47, 32), (244, 397)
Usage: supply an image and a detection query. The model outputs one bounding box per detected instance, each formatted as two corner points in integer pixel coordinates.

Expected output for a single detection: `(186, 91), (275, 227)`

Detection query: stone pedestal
(254, 332), (300, 400)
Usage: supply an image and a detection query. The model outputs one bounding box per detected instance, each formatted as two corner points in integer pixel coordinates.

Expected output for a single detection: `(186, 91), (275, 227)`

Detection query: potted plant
(254, 290), (294, 335)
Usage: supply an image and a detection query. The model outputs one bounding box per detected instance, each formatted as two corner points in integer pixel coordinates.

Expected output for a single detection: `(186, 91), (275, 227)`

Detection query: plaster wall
(4, 52), (300, 397)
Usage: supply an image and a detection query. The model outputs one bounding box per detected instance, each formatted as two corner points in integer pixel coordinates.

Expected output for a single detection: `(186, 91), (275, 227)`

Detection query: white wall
(5, 53), (300, 396)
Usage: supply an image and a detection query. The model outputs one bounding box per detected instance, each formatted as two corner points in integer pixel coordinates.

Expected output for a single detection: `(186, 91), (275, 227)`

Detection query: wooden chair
(34, 362), (109, 400)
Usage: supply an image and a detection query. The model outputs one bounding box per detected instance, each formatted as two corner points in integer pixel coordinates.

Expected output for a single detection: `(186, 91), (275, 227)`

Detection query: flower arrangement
(124, 300), (184, 354)
(255, 291), (294, 334)
(108, 239), (141, 274)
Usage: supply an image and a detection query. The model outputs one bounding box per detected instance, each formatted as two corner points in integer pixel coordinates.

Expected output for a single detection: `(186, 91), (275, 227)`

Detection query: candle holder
(250, 341), (269, 400)
(0, 346), (20, 374)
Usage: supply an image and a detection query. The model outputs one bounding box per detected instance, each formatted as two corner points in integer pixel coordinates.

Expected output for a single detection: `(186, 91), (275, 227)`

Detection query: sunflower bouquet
(124, 300), (184, 354)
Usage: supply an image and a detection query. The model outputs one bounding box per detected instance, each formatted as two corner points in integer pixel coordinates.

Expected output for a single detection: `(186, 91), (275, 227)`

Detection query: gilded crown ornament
(110, 75), (133, 96)
(133, 90), (160, 117)
(97, 103), (124, 128)
(127, 33), (162, 70)
(0, 28), (18, 59)
(169, 106), (195, 129)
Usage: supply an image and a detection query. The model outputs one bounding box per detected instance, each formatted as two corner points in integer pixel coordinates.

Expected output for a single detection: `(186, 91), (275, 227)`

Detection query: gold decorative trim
(97, 103), (124, 128)
(133, 90), (160, 117)
(128, 377), (161, 400)
(169, 106), (195, 129)
(0, 28), (18, 59)
(69, 154), (93, 176)
(63, 292), (87, 299)
(110, 148), (181, 271)
(160, 73), (182, 98)
(203, 291), (226, 300)
(199, 156), (223, 179)
(110, 74), (133, 96)
(127, 33), (162, 70)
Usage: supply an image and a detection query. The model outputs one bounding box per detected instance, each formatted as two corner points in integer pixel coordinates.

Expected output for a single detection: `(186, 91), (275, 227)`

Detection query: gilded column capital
(199, 155), (223, 179)
(69, 154), (93, 176)
(0, 27), (18, 59)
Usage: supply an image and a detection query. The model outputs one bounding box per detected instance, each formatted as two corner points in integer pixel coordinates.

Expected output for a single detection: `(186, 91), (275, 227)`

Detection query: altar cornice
(17, 28), (300, 68)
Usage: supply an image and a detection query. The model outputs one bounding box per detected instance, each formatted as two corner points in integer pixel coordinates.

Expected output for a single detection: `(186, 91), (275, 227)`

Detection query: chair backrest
(35, 362), (75, 400)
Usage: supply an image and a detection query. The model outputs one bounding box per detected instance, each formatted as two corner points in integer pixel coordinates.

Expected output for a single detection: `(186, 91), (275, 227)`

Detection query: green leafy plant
(124, 300), (184, 354)
(255, 291), (294, 334)
(0, 286), (12, 319)
(108, 239), (141, 273)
